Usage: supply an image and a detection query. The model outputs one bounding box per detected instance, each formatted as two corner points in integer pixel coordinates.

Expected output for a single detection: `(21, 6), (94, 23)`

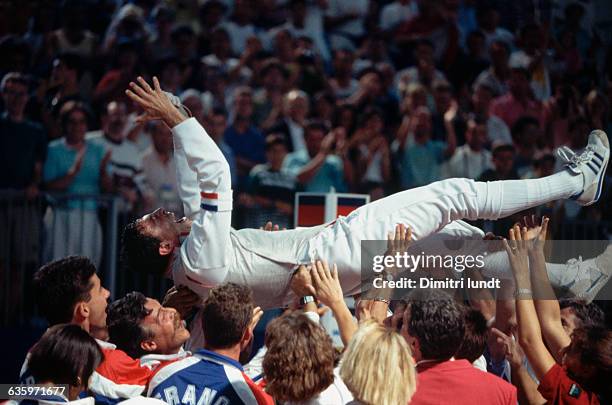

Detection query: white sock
(475, 170), (582, 220)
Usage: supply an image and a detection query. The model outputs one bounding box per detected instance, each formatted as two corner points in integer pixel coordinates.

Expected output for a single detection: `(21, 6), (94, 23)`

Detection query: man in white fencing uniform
(122, 77), (610, 309)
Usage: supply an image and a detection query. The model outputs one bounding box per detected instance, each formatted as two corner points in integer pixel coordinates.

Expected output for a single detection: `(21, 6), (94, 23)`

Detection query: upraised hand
(310, 261), (344, 309)
(491, 327), (525, 369)
(503, 225), (530, 280)
(521, 215), (549, 255)
(125, 76), (185, 127)
(162, 285), (201, 319)
(248, 306), (264, 333)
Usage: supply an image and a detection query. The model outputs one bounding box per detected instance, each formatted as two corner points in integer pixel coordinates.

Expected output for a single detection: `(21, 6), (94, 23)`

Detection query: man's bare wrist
(164, 108), (188, 128)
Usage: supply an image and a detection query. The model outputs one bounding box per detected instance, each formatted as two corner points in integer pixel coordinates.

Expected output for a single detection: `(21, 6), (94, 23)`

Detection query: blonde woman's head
(340, 320), (417, 405)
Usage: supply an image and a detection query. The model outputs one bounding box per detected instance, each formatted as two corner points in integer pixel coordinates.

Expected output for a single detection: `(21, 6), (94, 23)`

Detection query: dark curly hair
(455, 308), (488, 362)
(121, 220), (171, 275)
(201, 283), (254, 349)
(559, 299), (605, 328)
(29, 324), (103, 387)
(565, 325), (612, 397)
(263, 312), (334, 402)
(33, 256), (96, 325)
(405, 289), (465, 361)
(106, 291), (154, 358)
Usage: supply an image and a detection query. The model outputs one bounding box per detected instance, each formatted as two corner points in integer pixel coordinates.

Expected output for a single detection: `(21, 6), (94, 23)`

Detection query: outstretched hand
(125, 76), (185, 127)
(310, 261), (344, 309)
(503, 225), (530, 279)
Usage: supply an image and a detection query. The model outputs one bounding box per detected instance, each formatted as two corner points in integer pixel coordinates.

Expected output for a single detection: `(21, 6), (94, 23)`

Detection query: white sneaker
(563, 244), (612, 302)
(556, 129), (610, 206)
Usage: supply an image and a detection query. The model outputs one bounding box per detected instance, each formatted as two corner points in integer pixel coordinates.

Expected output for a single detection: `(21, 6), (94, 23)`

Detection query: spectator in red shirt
(504, 219), (612, 405)
(400, 289), (517, 405)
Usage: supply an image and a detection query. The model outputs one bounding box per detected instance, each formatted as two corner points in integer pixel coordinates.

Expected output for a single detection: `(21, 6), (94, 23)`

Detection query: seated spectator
(224, 86), (266, 189)
(473, 40), (510, 98)
(455, 308), (489, 371)
(21, 256), (152, 403)
(379, 0), (419, 33)
(43, 101), (111, 267)
(147, 283), (272, 405)
(511, 116), (540, 178)
(243, 134), (296, 228)
(253, 59), (288, 128)
(89, 100), (146, 214)
(324, 0), (368, 51)
(395, 39), (447, 95)
(220, 0), (256, 56)
(263, 312), (354, 404)
(478, 143), (518, 182)
(402, 289), (517, 404)
(489, 55), (545, 129)
(283, 121), (351, 192)
(329, 49), (359, 99)
(205, 107), (238, 186)
(351, 107), (391, 200)
(340, 319), (416, 405)
(470, 82), (512, 146)
(443, 117), (492, 179)
(393, 106), (456, 189)
(106, 291), (190, 367)
(265, 89), (309, 152)
(141, 121), (183, 216)
(27, 324), (103, 403)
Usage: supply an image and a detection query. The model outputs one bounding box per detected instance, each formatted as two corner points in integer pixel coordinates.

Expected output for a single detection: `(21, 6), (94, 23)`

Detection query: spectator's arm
(44, 148), (85, 191)
(296, 132), (335, 185)
(505, 225), (556, 380)
(525, 217), (571, 363)
(443, 102), (458, 158)
(491, 328), (546, 405)
(310, 261), (357, 346)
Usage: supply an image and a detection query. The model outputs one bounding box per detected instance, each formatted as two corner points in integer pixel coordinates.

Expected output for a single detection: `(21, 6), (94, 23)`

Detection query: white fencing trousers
(305, 177), (575, 295)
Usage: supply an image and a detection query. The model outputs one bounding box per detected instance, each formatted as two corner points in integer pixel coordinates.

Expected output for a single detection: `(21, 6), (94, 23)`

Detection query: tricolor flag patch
(200, 191), (233, 212)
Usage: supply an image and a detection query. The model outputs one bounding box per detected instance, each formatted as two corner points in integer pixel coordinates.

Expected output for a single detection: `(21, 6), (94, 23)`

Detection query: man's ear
(240, 327), (253, 351)
(159, 241), (173, 256)
(140, 339), (158, 353)
(73, 302), (89, 323)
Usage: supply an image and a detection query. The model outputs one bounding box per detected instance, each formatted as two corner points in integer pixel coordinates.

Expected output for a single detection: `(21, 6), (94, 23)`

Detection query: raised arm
(504, 225), (556, 380)
(523, 216), (571, 363)
(126, 77), (233, 287)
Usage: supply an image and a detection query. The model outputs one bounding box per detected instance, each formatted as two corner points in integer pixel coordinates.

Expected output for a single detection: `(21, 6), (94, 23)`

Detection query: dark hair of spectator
(265, 133), (288, 151)
(467, 30), (486, 41)
(415, 38), (434, 51)
(405, 289), (465, 361)
(28, 324), (103, 387)
(0, 71), (29, 91)
(359, 106), (384, 126)
(357, 66), (382, 82)
(261, 58), (288, 79)
(33, 256), (96, 325)
(433, 79), (453, 93)
(559, 299), (606, 327)
(201, 283), (254, 349)
(171, 24), (195, 41)
(492, 143), (515, 157)
(304, 119), (329, 136)
(263, 312), (335, 402)
(211, 106), (228, 117)
(59, 100), (91, 132)
(511, 116), (539, 139)
(455, 308), (488, 363)
(564, 325), (612, 397)
(56, 52), (83, 79)
(121, 220), (172, 275)
(106, 291), (154, 359)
